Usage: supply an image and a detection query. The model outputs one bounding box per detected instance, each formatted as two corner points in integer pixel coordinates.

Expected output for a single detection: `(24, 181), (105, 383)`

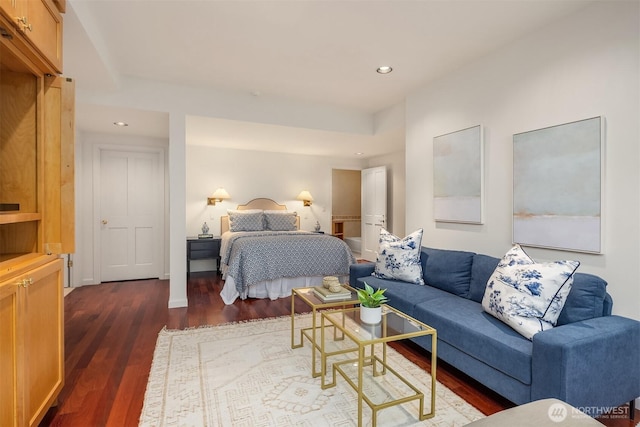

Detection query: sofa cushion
(482, 245), (580, 339)
(422, 247), (475, 297)
(355, 275), (450, 317)
(373, 228), (424, 285)
(557, 273), (608, 325)
(414, 296), (533, 384)
(469, 254), (500, 303)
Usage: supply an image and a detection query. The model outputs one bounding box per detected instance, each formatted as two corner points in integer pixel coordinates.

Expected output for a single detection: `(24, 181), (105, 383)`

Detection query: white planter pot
(360, 306), (382, 324)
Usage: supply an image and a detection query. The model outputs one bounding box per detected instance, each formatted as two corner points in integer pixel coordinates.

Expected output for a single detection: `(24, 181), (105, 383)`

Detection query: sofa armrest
(349, 262), (375, 287)
(532, 315), (640, 415)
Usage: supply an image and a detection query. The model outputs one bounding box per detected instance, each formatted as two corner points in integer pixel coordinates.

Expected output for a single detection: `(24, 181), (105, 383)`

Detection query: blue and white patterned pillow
(264, 212), (297, 231)
(482, 244), (579, 339)
(373, 228), (424, 285)
(228, 210), (265, 232)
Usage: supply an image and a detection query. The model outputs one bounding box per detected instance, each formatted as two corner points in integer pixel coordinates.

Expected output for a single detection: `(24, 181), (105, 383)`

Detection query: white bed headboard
(220, 198), (300, 233)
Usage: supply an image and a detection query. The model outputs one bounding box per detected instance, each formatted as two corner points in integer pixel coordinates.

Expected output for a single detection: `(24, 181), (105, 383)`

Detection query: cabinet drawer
(187, 239), (220, 260)
(190, 248), (216, 259)
(189, 240), (218, 251)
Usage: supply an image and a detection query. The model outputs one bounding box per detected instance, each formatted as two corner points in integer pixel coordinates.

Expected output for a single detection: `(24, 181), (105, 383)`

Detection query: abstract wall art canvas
(433, 125), (483, 224)
(513, 116), (603, 253)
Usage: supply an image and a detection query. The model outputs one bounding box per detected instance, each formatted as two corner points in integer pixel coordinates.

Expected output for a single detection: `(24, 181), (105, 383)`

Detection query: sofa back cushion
(468, 254), (500, 303)
(556, 272), (609, 325)
(422, 247), (475, 297)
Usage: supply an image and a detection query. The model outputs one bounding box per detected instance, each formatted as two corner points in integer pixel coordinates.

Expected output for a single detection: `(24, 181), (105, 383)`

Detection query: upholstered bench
(465, 399), (605, 426)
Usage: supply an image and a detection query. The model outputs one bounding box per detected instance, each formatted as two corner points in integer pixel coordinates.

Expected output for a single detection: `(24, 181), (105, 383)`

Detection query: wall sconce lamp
(207, 188), (231, 205)
(296, 190), (313, 207)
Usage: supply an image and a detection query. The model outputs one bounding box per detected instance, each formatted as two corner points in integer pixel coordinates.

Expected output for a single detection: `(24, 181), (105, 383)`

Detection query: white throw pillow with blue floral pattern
(372, 228), (424, 285)
(482, 244), (579, 339)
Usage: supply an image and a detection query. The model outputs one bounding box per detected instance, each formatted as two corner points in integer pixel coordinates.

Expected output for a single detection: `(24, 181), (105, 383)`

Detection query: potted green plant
(357, 282), (388, 324)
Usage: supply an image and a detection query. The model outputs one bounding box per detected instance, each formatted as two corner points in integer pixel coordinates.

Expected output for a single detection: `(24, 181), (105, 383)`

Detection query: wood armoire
(0, 0), (74, 426)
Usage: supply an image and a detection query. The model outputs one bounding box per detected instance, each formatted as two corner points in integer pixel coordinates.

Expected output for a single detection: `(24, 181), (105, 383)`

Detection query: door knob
(102, 220), (108, 225)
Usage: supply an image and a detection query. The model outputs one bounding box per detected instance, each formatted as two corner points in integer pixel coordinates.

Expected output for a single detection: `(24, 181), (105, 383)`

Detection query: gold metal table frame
(290, 285), (359, 377)
(320, 305), (437, 427)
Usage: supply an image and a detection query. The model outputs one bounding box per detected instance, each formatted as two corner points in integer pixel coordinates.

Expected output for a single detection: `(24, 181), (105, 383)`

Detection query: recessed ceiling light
(355, 152), (363, 156)
(113, 121), (128, 127)
(376, 66), (393, 74)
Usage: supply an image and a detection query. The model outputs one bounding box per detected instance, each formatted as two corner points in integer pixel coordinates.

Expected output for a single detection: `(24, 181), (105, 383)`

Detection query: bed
(219, 198), (356, 304)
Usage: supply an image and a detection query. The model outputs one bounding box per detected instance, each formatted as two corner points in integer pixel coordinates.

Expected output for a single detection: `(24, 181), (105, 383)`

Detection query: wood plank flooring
(40, 273), (638, 426)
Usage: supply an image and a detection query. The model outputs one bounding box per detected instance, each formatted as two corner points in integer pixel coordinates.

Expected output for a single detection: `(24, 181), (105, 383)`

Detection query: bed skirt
(220, 275), (349, 305)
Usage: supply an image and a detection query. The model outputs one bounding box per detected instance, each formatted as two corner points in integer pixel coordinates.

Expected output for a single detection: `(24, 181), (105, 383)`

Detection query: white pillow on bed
(228, 210), (265, 231)
(264, 212), (297, 231)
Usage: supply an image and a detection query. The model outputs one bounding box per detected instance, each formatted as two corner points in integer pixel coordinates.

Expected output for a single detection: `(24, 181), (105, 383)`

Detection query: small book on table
(313, 286), (351, 301)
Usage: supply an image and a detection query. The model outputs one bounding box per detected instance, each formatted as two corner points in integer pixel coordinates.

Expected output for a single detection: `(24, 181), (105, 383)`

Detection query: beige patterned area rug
(139, 314), (484, 426)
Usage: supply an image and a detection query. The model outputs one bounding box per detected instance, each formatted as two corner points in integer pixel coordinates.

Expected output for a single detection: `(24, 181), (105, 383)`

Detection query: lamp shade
(211, 188), (230, 200)
(296, 190), (313, 206)
(208, 188), (231, 205)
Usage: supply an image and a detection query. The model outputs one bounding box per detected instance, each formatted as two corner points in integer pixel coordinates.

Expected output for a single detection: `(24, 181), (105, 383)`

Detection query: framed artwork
(433, 125), (483, 224)
(513, 116), (603, 253)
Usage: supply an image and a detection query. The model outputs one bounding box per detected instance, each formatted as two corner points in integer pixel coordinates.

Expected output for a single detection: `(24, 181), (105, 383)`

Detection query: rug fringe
(161, 312), (311, 332)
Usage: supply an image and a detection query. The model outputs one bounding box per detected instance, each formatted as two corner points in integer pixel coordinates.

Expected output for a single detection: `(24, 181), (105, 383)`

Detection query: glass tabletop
(293, 285), (359, 306)
(322, 305), (435, 344)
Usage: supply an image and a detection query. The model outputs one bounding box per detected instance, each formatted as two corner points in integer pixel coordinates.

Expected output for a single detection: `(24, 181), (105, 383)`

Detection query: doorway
(361, 166), (387, 262)
(331, 169), (362, 257)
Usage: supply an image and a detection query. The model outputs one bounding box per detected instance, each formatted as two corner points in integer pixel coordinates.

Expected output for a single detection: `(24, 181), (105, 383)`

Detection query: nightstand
(187, 237), (221, 276)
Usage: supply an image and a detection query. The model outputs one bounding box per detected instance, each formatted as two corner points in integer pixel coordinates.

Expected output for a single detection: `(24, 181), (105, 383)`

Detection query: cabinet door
(22, 0), (62, 73)
(44, 76), (75, 254)
(23, 258), (63, 427)
(1, 0), (62, 73)
(0, 280), (20, 427)
(0, 0), (22, 23)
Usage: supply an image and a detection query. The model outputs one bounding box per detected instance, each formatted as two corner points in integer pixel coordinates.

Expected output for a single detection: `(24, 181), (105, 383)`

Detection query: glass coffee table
(320, 305), (437, 427)
(290, 285), (360, 377)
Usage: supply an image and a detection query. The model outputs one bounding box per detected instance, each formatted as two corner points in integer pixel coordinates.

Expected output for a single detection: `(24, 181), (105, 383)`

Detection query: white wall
(186, 145), (367, 272)
(405, 1), (639, 319)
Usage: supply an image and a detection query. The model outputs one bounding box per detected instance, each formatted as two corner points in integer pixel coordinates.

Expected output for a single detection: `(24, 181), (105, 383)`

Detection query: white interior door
(361, 166), (387, 262)
(98, 149), (161, 282)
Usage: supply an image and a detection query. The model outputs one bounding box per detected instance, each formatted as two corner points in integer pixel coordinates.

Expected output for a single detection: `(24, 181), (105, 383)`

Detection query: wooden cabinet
(0, 4), (70, 425)
(0, 0), (62, 73)
(0, 40), (73, 266)
(187, 237), (221, 275)
(22, 258), (64, 427)
(0, 274), (20, 427)
(0, 65), (40, 261)
(332, 221), (344, 239)
(0, 257), (63, 427)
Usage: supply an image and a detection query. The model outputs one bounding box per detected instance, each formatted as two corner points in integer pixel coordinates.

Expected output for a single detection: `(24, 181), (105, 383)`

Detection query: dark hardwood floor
(40, 273), (638, 426)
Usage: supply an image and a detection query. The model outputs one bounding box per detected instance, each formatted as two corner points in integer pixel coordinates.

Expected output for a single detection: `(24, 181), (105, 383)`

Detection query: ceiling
(64, 0), (595, 157)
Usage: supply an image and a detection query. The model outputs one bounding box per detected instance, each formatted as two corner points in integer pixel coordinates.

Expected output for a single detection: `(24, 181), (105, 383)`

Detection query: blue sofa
(349, 246), (640, 416)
